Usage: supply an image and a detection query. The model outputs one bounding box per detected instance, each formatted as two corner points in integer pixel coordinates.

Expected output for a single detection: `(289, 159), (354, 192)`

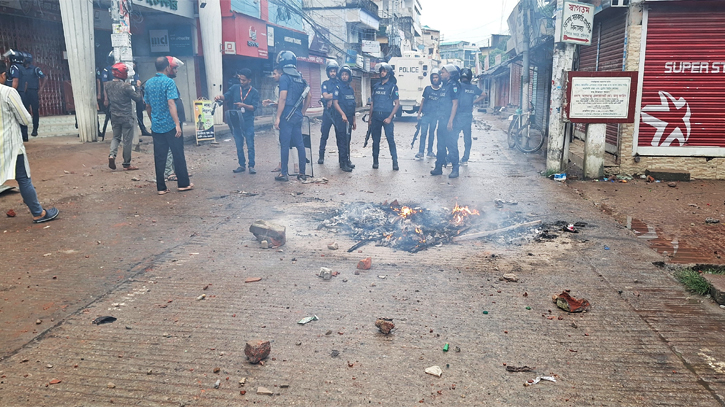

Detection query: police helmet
(338, 66), (353, 83)
(442, 64), (459, 82)
(378, 62), (394, 78)
(429, 68), (440, 85)
(106, 51), (115, 66)
(23, 52), (33, 64)
(325, 60), (340, 78)
(460, 68), (473, 82)
(4, 49), (24, 64)
(276, 50), (298, 76)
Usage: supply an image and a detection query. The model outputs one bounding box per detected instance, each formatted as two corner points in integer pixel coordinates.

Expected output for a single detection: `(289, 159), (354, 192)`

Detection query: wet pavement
(1, 112), (725, 405)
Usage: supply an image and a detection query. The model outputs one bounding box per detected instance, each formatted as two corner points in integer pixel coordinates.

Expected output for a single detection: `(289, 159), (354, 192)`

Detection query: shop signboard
(271, 25), (309, 57)
(560, 1), (594, 45)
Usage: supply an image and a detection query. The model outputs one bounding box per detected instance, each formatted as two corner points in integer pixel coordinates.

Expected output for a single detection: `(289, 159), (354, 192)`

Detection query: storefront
(0, 2), (69, 116)
(634, 2), (725, 157)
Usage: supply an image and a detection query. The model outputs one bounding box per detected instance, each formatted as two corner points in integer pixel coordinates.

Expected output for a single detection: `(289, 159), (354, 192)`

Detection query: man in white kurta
(0, 61), (59, 223)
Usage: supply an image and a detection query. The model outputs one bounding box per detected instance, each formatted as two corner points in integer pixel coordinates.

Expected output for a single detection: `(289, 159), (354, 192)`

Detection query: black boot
(448, 166), (459, 178)
(317, 156), (324, 165)
(347, 161), (355, 169)
(430, 166), (443, 176)
(392, 160), (399, 171)
(341, 163), (353, 172)
(373, 159), (379, 169)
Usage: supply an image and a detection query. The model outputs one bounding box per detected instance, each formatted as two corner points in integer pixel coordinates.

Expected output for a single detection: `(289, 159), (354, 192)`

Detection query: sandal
(33, 207), (60, 224)
(123, 166), (139, 171)
(166, 174), (178, 182)
(178, 183), (194, 192)
(158, 189), (170, 195)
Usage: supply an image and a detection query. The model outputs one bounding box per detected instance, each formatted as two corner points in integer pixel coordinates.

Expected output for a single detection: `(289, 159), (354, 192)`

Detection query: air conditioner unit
(611, 0), (629, 7)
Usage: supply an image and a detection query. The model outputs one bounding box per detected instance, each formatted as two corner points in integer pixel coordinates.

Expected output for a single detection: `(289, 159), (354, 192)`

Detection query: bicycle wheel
(507, 116), (520, 149)
(515, 124), (545, 153)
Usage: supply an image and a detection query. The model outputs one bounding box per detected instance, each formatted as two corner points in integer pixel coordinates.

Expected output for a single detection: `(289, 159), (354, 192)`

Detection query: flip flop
(123, 166), (139, 171)
(33, 207), (59, 224)
(166, 175), (178, 181)
(178, 183), (194, 192)
(108, 156), (116, 170)
(158, 189), (170, 195)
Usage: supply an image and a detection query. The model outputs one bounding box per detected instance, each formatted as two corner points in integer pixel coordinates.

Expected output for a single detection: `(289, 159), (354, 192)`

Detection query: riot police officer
(4, 50), (28, 141)
(455, 68), (484, 164)
(416, 68), (442, 159)
(332, 66), (356, 172)
(274, 50), (311, 182)
(21, 53), (46, 137)
(318, 60), (340, 164)
(431, 64), (460, 178)
(368, 62), (400, 170)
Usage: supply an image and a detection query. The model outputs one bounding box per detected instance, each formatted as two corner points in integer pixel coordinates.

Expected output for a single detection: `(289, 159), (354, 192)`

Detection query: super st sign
(561, 1), (594, 45)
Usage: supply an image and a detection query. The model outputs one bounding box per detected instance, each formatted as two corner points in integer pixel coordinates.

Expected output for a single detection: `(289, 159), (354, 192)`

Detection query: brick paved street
(1, 113), (724, 406)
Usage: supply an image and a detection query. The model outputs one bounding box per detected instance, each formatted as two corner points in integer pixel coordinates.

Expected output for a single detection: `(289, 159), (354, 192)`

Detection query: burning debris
(318, 201), (481, 253)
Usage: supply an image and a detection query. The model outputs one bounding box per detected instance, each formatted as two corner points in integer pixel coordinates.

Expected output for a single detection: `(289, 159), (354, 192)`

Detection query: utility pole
(520, 0), (530, 129)
(545, 0), (576, 173)
(109, 0), (138, 146)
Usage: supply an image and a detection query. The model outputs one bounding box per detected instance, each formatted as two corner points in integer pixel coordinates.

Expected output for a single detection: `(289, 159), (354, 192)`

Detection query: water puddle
(627, 216), (709, 264)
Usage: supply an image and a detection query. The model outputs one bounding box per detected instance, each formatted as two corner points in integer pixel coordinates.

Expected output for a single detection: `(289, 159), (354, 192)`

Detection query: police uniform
(318, 77), (338, 159)
(21, 63), (45, 136)
(279, 70), (308, 177)
(333, 79), (356, 170)
(418, 84), (442, 156)
(455, 81), (483, 162)
(435, 77), (460, 171)
(370, 76), (399, 168)
(7, 62), (28, 141)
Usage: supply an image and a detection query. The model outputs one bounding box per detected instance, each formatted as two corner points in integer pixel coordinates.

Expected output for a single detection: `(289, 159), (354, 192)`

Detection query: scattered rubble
(375, 318), (394, 334)
(319, 267), (332, 280)
(553, 291), (591, 313)
(196, 294), (206, 301)
(257, 386), (273, 395)
(706, 218), (720, 224)
(214, 379), (221, 389)
(91, 316), (116, 325)
(6, 209), (15, 217)
(244, 340), (271, 364)
(506, 365), (535, 372)
(357, 257), (372, 270)
(425, 366), (443, 377)
(502, 273), (518, 282)
(249, 220), (286, 247)
(327, 242), (339, 250)
(298, 315), (318, 325)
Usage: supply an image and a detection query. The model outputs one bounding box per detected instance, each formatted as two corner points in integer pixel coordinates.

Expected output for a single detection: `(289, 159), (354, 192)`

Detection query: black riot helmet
(326, 60), (340, 79)
(106, 51), (115, 66)
(276, 50), (299, 76)
(460, 68), (473, 83)
(4, 49), (24, 64)
(23, 52), (33, 65)
(429, 68), (441, 86)
(338, 66), (353, 83)
(378, 62), (394, 79)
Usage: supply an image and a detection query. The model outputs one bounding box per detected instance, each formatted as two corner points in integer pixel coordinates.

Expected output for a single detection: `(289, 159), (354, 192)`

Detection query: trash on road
(92, 316), (117, 325)
(506, 365), (535, 372)
(553, 173), (566, 182)
(443, 343), (449, 352)
(237, 190), (259, 197)
(300, 177), (329, 184)
(327, 242), (339, 250)
(298, 315), (319, 325)
(502, 273), (518, 282)
(563, 224), (578, 233)
(706, 218), (721, 224)
(553, 291), (591, 313)
(244, 340), (271, 364)
(357, 257), (372, 270)
(375, 317), (394, 334)
(425, 365), (443, 377)
(214, 379), (221, 389)
(249, 219), (286, 247)
(318, 267), (333, 280)
(524, 376), (556, 386)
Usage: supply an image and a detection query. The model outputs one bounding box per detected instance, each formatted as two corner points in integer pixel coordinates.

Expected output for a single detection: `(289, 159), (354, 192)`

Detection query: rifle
(410, 122), (421, 149)
(362, 113), (372, 147)
(284, 85), (311, 121)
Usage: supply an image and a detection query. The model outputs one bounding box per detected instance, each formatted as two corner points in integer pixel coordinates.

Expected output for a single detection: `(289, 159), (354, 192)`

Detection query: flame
(393, 205), (419, 219)
(451, 203), (480, 225)
(415, 227), (422, 234)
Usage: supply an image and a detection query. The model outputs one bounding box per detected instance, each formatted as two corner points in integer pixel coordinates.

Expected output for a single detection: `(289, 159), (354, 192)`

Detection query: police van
(387, 51), (435, 117)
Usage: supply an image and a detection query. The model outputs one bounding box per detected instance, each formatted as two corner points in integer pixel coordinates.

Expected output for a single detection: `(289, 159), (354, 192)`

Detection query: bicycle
(507, 103), (545, 153)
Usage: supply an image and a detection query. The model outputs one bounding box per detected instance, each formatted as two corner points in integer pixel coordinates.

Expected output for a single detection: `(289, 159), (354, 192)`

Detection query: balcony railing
(346, 0), (378, 18)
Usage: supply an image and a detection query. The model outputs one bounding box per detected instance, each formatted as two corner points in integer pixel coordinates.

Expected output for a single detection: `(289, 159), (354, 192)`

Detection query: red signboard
(221, 13), (268, 59)
(637, 6), (725, 150)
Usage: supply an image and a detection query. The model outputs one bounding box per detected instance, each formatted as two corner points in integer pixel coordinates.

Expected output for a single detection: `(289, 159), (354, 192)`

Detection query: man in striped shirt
(0, 60), (59, 223)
